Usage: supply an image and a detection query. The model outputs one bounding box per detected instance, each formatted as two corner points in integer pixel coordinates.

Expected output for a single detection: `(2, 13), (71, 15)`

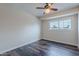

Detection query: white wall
(42, 14), (78, 46)
(0, 5), (41, 54)
(78, 13), (79, 47)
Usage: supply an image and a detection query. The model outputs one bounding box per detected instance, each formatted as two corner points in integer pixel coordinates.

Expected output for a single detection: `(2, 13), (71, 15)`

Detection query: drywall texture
(0, 5), (41, 54)
(42, 14), (78, 46)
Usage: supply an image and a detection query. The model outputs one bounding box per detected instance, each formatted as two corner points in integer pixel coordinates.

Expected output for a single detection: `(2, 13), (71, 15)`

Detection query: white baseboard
(0, 40), (39, 54)
(43, 39), (77, 46)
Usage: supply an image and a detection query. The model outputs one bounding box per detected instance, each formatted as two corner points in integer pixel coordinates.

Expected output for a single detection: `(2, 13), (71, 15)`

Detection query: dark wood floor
(0, 39), (79, 56)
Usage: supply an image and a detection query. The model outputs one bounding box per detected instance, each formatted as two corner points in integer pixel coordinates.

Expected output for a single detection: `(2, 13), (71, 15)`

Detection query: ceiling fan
(36, 3), (58, 14)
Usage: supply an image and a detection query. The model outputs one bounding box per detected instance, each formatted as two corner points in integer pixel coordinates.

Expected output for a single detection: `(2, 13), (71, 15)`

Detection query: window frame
(48, 17), (72, 30)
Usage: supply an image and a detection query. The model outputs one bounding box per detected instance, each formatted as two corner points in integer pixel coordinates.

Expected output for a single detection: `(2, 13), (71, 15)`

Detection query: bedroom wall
(0, 4), (41, 54)
(42, 14), (78, 46)
(78, 13), (79, 47)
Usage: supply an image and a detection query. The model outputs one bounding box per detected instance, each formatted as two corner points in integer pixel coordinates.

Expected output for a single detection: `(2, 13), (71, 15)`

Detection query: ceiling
(1, 3), (79, 17)
(12, 3), (79, 17)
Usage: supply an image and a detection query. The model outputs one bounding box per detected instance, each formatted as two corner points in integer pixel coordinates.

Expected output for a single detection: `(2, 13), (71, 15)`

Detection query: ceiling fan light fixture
(36, 3), (58, 14)
(48, 3), (52, 8)
(45, 8), (51, 14)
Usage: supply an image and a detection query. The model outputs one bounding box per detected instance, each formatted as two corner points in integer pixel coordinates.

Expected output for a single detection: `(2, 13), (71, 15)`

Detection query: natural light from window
(49, 19), (71, 30)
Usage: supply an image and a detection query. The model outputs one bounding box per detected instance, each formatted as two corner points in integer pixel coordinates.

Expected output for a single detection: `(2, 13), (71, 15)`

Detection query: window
(59, 20), (63, 29)
(63, 20), (71, 29)
(49, 19), (71, 30)
(49, 21), (59, 30)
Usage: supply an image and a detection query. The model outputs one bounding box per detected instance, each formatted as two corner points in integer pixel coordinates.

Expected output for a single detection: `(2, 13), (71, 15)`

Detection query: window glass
(49, 19), (71, 30)
(63, 20), (71, 29)
(49, 21), (58, 30)
(59, 20), (63, 29)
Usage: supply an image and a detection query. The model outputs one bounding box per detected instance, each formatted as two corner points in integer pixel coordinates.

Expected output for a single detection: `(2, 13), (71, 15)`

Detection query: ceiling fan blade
(36, 7), (45, 9)
(51, 8), (58, 11)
